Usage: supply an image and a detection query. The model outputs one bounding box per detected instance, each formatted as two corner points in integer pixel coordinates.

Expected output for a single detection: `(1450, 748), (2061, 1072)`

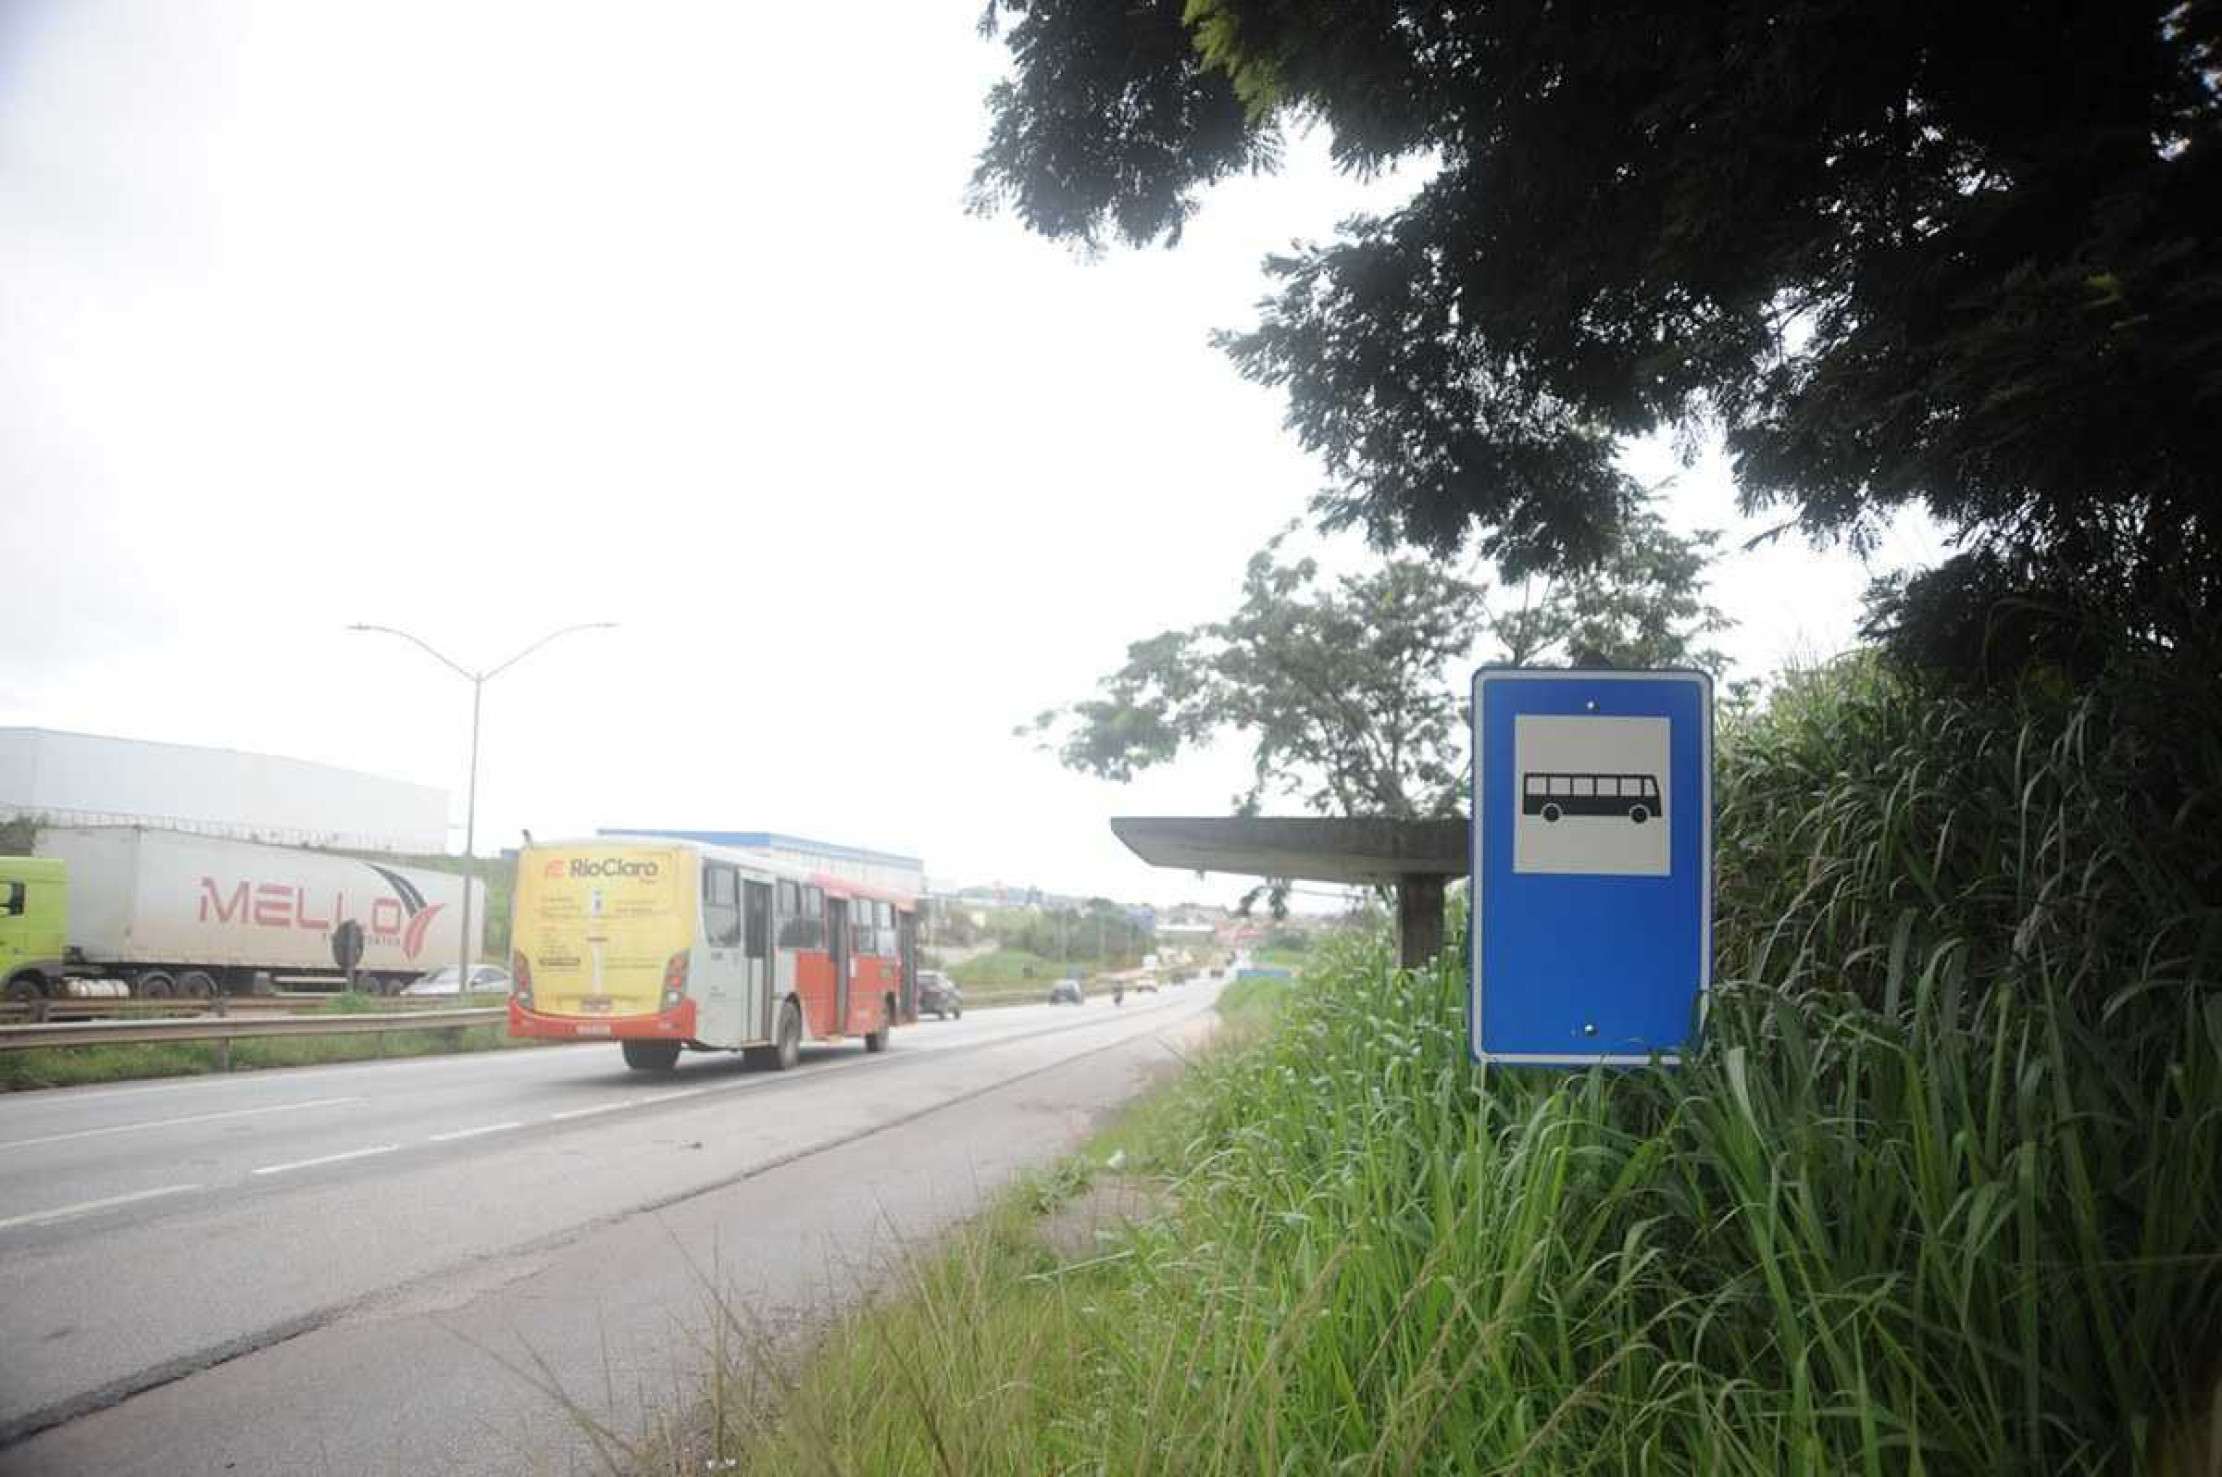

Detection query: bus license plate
(575, 1023), (611, 1037)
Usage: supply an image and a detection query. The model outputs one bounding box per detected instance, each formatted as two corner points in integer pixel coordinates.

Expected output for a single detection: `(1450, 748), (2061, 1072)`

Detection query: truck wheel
(177, 970), (218, 1000)
(621, 1039), (681, 1072)
(134, 971), (176, 1000)
(4, 973), (44, 1003)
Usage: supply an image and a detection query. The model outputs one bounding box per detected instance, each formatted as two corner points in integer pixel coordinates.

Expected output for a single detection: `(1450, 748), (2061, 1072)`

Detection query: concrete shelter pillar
(1396, 873), (1446, 969)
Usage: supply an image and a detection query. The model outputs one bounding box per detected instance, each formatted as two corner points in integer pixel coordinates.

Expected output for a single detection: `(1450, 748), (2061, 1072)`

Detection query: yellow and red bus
(506, 837), (917, 1072)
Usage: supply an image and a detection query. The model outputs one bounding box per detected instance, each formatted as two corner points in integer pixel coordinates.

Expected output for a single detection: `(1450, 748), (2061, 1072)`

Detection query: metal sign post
(1469, 667), (1713, 1065)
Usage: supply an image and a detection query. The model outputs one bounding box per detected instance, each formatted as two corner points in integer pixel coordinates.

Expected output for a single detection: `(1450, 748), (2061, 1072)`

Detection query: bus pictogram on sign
(1520, 772), (1663, 825)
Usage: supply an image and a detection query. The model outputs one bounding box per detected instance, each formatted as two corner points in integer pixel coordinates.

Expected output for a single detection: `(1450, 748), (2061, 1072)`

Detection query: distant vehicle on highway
(1048, 977), (1085, 1005)
(918, 970), (962, 1019)
(404, 963), (512, 997)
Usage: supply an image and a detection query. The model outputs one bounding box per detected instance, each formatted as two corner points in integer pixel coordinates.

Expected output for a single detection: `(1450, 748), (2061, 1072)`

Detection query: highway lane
(0, 983), (1219, 1464)
(0, 991), (1186, 1239)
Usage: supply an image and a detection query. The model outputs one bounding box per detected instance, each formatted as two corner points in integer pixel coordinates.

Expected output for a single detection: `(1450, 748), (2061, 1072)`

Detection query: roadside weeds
(606, 985), (1268, 1476)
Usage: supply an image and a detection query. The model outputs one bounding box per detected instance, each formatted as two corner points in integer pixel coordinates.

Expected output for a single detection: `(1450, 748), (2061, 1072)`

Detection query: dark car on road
(918, 970), (962, 1019)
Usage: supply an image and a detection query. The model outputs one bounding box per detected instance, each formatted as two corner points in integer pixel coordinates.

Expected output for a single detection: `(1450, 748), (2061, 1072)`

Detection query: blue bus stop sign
(1470, 667), (1713, 1065)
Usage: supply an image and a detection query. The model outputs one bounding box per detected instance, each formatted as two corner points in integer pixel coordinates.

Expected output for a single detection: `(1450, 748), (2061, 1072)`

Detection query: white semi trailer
(5, 826), (481, 998)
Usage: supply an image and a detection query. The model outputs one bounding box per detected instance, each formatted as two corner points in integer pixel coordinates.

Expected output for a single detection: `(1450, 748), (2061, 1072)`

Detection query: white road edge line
(0, 1183), (203, 1232)
(548, 1099), (641, 1121)
(0, 1096), (370, 1153)
(427, 1121), (524, 1143)
(250, 1144), (400, 1177)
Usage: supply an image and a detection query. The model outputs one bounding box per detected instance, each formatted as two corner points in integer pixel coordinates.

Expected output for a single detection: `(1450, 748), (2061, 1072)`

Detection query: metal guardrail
(0, 995), (505, 1025)
(0, 1007), (506, 1059)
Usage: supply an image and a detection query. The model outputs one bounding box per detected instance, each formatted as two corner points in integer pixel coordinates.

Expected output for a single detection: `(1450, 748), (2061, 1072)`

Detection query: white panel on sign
(1512, 714), (1670, 876)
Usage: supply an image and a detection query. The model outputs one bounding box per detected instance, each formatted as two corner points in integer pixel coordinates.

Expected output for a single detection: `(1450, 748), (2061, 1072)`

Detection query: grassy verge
(949, 948), (1098, 1007)
(622, 978), (1290, 1474)
(709, 938), (2222, 1474)
(1211, 970), (1293, 1020)
(681, 653), (2222, 1475)
(0, 991), (543, 1091)
(948, 948), (1064, 987)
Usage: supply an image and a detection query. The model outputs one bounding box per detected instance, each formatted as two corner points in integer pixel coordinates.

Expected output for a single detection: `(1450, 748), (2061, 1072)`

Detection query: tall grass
(716, 654), (2222, 1475)
(1717, 653), (2222, 1034)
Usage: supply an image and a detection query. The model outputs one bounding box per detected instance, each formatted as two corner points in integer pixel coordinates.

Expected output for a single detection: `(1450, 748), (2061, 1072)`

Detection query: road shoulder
(0, 1005), (1218, 1476)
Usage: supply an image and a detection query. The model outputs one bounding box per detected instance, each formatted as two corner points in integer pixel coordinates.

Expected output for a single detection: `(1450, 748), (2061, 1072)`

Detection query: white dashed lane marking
(0, 1097), (367, 1152)
(0, 1184), (204, 1231)
(427, 1121), (524, 1143)
(547, 1100), (641, 1122)
(250, 1144), (400, 1177)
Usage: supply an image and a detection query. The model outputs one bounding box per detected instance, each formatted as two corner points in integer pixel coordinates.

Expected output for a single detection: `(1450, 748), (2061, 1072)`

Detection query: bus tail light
(662, 951), (689, 1011)
(511, 951), (533, 1010)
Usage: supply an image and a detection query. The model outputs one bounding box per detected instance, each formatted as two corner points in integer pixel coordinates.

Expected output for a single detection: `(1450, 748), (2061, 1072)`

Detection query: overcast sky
(0, 2), (1942, 908)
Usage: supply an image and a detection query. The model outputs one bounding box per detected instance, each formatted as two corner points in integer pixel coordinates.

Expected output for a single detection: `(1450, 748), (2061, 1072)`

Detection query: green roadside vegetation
(1207, 971), (1292, 1022)
(945, 948), (1071, 1007)
(947, 949), (1155, 1008)
(937, 900), (1155, 1007)
(687, 652), (2222, 1474)
(0, 991), (538, 1091)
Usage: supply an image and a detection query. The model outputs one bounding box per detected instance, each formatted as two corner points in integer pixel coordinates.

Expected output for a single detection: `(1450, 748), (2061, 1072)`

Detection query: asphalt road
(0, 981), (1223, 1474)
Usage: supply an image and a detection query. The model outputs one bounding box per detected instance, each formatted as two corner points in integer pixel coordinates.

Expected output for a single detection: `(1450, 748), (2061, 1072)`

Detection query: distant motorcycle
(1113, 983), (1126, 1006)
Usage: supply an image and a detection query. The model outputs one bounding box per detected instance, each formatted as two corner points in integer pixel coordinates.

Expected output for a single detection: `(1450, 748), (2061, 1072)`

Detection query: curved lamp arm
(347, 622), (616, 682)
(345, 623), (475, 681)
(484, 622), (618, 681)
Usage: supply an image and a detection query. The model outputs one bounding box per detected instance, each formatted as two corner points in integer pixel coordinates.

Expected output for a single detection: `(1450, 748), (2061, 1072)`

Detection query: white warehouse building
(0, 727), (449, 854)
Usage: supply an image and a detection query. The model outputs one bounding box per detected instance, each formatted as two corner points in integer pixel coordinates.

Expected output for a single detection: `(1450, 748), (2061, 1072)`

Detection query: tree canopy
(974, 2), (2221, 625)
(1027, 514), (1727, 821)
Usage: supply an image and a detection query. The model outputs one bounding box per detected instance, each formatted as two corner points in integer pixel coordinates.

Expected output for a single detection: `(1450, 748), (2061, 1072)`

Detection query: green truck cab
(1, 855), (69, 1000)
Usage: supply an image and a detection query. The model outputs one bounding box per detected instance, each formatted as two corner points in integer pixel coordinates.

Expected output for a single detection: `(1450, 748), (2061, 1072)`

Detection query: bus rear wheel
(770, 1000), (801, 1071)
(621, 1039), (681, 1072)
(1628, 805), (1650, 824)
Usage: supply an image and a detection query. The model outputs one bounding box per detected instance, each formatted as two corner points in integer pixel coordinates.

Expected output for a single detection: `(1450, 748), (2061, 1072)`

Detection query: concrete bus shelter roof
(1110, 817), (1468, 966)
(1109, 817), (1468, 885)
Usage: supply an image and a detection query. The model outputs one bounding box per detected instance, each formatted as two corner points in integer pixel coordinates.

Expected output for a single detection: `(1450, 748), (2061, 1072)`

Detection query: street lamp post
(347, 622), (615, 999)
